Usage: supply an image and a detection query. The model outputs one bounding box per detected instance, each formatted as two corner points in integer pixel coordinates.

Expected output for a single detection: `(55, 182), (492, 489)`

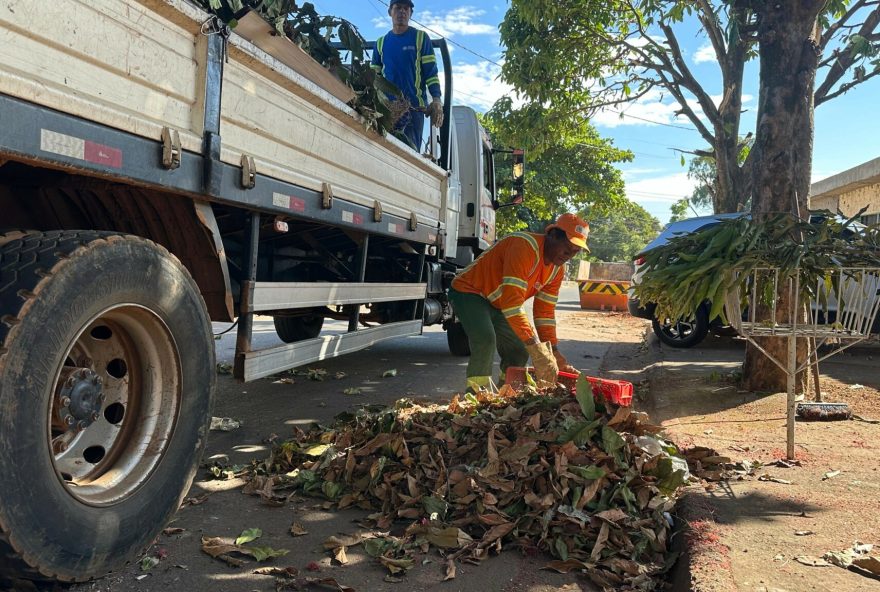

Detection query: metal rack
(723, 267), (880, 458)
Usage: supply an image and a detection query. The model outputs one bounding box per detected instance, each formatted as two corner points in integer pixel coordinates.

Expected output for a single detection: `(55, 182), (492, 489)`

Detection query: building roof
(810, 155), (880, 199)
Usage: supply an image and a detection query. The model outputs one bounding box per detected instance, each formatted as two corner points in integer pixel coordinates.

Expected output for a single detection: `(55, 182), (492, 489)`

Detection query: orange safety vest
(451, 232), (563, 343)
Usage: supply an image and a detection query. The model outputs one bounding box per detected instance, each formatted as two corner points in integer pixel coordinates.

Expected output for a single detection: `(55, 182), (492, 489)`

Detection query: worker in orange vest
(448, 213), (589, 391)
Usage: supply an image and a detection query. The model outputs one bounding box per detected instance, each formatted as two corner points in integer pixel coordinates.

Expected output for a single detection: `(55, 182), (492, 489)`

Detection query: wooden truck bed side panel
(0, 0), (204, 153)
(221, 39), (444, 225)
(0, 0), (444, 227)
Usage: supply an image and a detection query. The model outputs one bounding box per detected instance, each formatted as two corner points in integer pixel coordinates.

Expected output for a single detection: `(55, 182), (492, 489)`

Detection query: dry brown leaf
(591, 522), (610, 562)
(200, 536), (253, 567)
(378, 556), (414, 574)
(543, 558), (592, 573)
(290, 522), (308, 537)
(852, 556), (880, 576)
(253, 566), (299, 578)
(596, 509), (628, 523)
(480, 522), (516, 547)
(443, 559), (456, 581)
(303, 577), (356, 592)
(180, 493), (209, 507)
(333, 546), (348, 564)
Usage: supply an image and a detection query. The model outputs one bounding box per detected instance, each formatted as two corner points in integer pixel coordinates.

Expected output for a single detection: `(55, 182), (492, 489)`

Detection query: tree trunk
(743, 2), (823, 393)
(712, 6), (748, 215)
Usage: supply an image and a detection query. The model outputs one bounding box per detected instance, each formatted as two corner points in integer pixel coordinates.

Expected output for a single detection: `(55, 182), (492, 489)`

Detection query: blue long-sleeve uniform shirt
(371, 27), (442, 109)
(371, 27), (441, 149)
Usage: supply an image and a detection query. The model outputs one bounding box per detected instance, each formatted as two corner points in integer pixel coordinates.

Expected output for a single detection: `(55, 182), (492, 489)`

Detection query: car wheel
(0, 231), (214, 582)
(652, 306), (710, 348)
(446, 321), (471, 356)
(274, 313), (324, 343)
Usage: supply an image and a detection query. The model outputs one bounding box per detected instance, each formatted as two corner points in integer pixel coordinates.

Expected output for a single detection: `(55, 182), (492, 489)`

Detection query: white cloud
(439, 61), (513, 111)
(419, 7), (498, 37)
(625, 172), (695, 206)
(622, 168), (666, 179)
(373, 6), (497, 37)
(693, 43), (716, 65)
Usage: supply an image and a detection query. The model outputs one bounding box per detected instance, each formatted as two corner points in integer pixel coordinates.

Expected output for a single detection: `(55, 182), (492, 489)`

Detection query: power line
(372, 0), (504, 68)
(362, 3), (699, 134)
(604, 110), (699, 131)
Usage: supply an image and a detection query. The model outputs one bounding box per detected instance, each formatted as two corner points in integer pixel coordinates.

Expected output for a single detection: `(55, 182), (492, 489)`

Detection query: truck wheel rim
(48, 305), (181, 506)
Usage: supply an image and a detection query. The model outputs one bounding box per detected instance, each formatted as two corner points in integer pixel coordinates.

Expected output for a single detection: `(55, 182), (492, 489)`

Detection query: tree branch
(659, 22), (723, 126)
(697, 0), (729, 68)
(820, 0), (873, 51)
(816, 67), (880, 105)
(815, 5), (880, 104)
(652, 69), (716, 144)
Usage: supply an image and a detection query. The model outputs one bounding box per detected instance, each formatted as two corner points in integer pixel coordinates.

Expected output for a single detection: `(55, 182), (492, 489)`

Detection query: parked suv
(627, 213), (743, 348)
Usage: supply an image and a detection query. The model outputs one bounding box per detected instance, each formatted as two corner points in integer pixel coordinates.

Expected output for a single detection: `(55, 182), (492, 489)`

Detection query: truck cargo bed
(0, 0), (445, 226)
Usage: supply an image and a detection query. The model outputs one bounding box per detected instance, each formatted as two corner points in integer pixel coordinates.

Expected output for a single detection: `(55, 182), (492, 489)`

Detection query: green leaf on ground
(575, 375), (595, 419)
(249, 545), (289, 562)
(235, 528), (262, 545)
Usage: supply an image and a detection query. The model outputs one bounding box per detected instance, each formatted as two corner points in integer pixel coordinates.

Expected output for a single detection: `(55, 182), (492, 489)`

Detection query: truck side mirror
(511, 148), (525, 205)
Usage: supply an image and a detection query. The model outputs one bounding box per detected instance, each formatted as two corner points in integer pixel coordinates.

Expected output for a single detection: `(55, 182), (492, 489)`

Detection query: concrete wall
(577, 261), (634, 282)
(810, 157), (880, 224)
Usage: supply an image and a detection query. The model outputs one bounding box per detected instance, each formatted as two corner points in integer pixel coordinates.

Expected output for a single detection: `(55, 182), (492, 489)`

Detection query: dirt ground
(647, 342), (880, 592)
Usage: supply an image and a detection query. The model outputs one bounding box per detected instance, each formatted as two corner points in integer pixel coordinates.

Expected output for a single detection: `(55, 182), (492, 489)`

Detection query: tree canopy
(500, 1), (880, 215)
(583, 201), (662, 262)
(481, 98), (633, 236)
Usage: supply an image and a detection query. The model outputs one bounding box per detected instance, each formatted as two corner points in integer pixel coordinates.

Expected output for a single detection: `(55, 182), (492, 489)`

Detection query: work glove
(552, 348), (578, 375)
(428, 97), (444, 128)
(524, 341), (559, 388)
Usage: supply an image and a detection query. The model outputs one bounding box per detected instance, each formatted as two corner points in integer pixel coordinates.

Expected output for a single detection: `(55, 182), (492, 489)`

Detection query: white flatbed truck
(0, 0), (520, 582)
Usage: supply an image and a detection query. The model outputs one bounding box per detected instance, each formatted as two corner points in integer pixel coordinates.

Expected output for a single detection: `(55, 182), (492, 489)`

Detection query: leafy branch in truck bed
(634, 212), (880, 323)
(193, 0), (406, 138)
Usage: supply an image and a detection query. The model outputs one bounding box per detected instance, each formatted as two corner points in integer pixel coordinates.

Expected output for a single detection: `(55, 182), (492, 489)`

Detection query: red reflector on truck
(634, 257), (645, 266)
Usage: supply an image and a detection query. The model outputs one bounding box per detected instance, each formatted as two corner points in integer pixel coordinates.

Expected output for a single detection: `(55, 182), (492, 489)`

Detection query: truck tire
(0, 231), (214, 583)
(446, 321), (471, 356)
(274, 313), (324, 343)
(651, 306), (710, 348)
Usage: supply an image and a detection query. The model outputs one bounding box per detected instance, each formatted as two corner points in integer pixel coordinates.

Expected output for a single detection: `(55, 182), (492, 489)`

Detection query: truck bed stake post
(412, 245), (427, 320)
(235, 212), (261, 379)
(348, 235), (370, 332)
(202, 31), (225, 196)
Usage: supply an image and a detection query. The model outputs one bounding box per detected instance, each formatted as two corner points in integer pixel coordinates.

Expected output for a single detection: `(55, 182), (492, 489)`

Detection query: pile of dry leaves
(242, 380), (691, 590)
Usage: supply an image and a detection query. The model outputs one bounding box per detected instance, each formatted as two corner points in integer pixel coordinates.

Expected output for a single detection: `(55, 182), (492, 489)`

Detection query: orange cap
(546, 213), (589, 249)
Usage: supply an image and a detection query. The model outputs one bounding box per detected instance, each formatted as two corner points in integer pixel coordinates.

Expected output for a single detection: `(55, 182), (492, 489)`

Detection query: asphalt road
(69, 283), (616, 592)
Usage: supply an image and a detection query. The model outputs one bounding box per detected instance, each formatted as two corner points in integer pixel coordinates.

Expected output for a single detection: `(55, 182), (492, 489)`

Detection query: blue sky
(317, 1), (879, 224)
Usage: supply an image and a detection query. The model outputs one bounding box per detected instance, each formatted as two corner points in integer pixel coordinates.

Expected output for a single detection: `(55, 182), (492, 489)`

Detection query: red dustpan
(504, 366), (633, 406)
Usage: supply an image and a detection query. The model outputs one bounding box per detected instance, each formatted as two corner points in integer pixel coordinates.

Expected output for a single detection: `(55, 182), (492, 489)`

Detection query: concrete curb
(639, 327), (739, 592)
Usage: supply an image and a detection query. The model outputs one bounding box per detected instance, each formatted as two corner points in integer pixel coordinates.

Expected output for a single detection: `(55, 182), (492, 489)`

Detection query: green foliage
(481, 97), (632, 237)
(582, 201), (661, 263)
(192, 0), (403, 136)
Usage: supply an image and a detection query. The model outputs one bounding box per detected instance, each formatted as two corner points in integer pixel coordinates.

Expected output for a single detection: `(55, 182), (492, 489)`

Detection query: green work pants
(448, 287), (529, 390)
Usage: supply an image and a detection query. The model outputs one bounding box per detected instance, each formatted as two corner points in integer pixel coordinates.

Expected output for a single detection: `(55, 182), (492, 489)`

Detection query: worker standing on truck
(371, 0), (444, 151)
(448, 213), (589, 392)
